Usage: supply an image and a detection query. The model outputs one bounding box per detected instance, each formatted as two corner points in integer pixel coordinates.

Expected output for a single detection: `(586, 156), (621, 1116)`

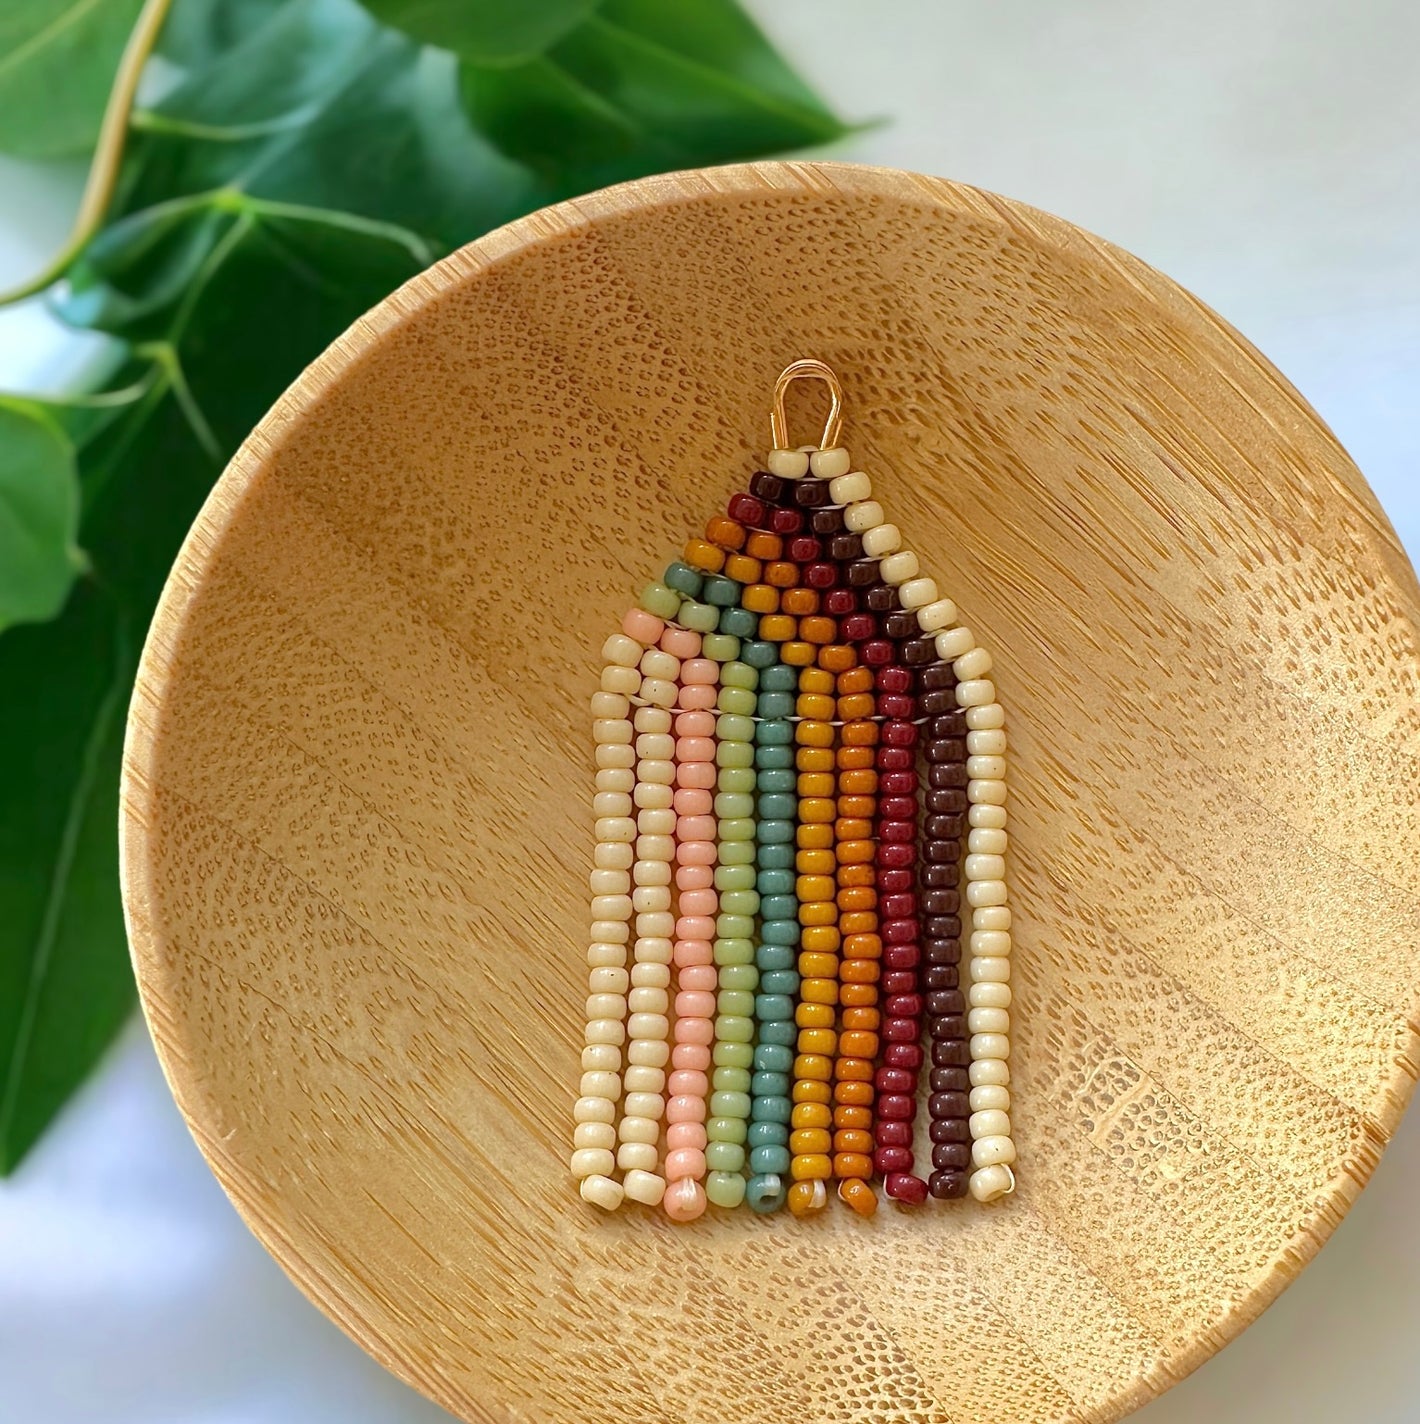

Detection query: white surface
(1, 2), (1418, 1419)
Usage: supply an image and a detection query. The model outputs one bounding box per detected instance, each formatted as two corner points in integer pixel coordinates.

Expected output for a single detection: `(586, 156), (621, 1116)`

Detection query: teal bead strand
(745, 661), (800, 1215)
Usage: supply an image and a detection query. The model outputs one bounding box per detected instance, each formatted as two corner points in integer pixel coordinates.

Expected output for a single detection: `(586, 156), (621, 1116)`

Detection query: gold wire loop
(770, 359), (844, 452)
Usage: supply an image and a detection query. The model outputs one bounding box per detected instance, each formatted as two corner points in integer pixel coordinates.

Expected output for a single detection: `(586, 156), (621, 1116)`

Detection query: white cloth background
(1, 2), (1417, 1419)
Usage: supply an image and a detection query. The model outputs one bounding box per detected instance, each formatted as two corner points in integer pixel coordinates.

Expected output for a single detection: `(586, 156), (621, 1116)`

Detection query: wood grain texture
(119, 161), (1420, 1424)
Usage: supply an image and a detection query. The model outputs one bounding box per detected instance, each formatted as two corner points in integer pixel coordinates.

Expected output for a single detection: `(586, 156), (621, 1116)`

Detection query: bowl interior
(122, 163), (1420, 1424)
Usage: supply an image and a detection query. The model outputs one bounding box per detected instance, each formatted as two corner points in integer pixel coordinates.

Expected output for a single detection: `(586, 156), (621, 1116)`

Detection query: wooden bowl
(121, 162), (1420, 1424)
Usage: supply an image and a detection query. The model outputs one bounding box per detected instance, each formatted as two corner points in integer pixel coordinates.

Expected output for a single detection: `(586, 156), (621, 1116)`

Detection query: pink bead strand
(663, 649), (720, 1223)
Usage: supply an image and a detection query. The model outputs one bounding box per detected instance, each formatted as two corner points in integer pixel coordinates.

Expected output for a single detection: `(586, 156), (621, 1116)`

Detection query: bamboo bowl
(121, 162), (1420, 1424)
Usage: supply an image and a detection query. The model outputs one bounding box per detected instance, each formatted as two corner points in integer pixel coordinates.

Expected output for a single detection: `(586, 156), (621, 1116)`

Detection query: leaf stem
(129, 103), (326, 144)
(243, 195), (439, 267)
(0, 0), (176, 308)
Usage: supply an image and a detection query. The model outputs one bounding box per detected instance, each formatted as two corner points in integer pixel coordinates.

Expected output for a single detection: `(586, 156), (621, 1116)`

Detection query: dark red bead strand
(874, 658), (929, 1205)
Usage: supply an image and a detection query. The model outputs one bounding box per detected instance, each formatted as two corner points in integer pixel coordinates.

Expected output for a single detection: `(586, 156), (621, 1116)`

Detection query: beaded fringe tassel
(575, 361), (1017, 1218)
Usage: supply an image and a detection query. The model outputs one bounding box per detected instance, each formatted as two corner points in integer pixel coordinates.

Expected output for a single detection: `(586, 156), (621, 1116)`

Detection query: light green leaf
(0, 0), (145, 158)
(0, 399), (83, 633)
(358, 0), (599, 66)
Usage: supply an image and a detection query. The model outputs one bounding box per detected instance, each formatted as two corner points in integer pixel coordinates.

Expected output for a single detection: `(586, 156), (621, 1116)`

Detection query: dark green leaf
(0, 581), (134, 1169)
(459, 0), (850, 188)
(60, 200), (233, 338)
(0, 399), (84, 632)
(0, 0), (145, 158)
(359, 0), (599, 65)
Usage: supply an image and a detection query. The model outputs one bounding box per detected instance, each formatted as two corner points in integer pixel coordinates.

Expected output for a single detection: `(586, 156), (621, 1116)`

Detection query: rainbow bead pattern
(575, 362), (1017, 1219)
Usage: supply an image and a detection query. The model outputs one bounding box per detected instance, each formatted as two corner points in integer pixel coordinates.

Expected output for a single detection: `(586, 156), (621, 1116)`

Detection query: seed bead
(843, 500), (884, 534)
(768, 448), (810, 479)
(879, 550), (920, 585)
(966, 701), (1006, 730)
(860, 523), (901, 558)
(916, 597), (958, 632)
(809, 447), (851, 479)
(953, 646), (993, 681)
(830, 471), (871, 504)
(621, 1168), (666, 1206)
(968, 1163), (1015, 1202)
(579, 1174), (624, 1211)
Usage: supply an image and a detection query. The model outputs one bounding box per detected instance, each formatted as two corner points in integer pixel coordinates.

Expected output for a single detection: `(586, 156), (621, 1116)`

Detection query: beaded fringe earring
(575, 361), (1017, 1220)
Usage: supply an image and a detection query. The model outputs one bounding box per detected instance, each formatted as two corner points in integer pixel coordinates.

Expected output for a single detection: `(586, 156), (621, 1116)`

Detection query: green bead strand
(703, 650), (760, 1207)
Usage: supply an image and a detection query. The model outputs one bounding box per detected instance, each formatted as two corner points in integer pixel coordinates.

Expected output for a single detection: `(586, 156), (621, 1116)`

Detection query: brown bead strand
(917, 657), (973, 1200)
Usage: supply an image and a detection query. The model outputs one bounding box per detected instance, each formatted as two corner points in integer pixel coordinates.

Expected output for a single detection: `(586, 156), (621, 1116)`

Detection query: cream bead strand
(578, 607), (675, 1209)
(962, 699), (1015, 1200)
(576, 655), (653, 1209)
(612, 700), (677, 1206)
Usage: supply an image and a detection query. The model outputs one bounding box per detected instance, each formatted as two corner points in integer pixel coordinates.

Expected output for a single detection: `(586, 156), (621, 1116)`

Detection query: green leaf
(0, 581), (134, 1169)
(459, 0), (850, 188)
(140, 0), (381, 140)
(118, 0), (540, 253)
(0, 0), (145, 158)
(153, 0), (288, 70)
(59, 199), (233, 338)
(585, 0), (841, 122)
(359, 0), (599, 66)
(0, 399), (84, 633)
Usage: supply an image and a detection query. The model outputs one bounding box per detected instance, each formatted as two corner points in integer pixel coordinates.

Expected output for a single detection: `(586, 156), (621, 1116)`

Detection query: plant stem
(0, 0), (175, 308)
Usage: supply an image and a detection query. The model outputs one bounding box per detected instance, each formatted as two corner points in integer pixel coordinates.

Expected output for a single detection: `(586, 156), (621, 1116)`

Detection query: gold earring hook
(770, 359), (844, 451)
